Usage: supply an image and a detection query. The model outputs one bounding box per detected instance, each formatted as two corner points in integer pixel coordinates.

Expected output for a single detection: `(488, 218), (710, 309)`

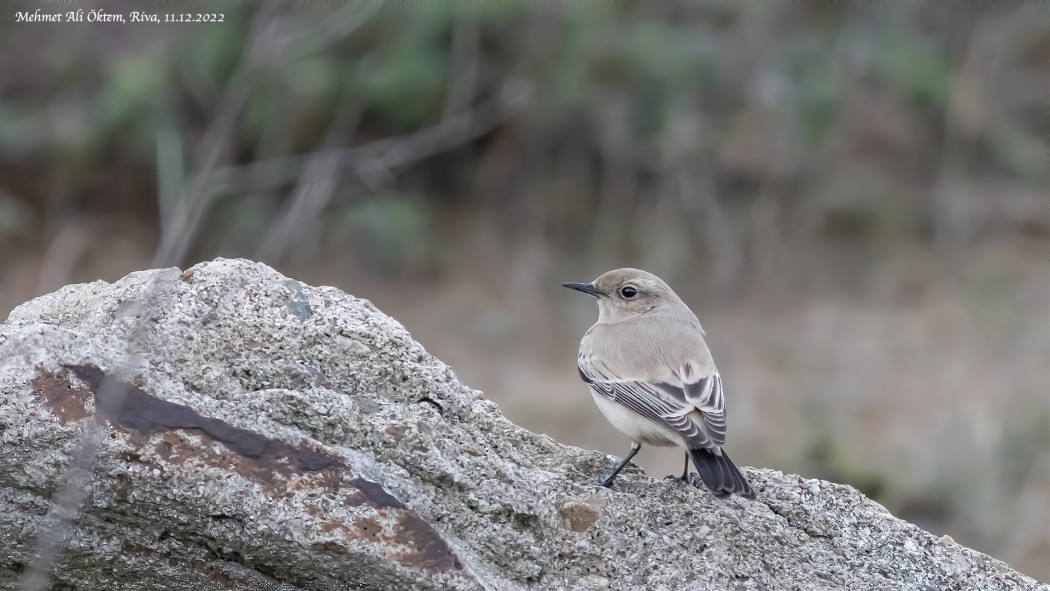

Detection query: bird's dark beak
(561, 281), (602, 298)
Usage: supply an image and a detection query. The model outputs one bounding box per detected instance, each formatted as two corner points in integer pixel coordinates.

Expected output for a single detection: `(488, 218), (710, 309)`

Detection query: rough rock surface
(0, 258), (1042, 591)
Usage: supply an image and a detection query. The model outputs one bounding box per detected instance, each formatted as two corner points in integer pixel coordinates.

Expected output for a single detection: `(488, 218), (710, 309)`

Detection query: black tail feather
(687, 448), (756, 500)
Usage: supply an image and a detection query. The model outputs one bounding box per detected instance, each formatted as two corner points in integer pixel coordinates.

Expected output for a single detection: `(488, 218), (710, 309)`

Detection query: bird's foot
(664, 472), (700, 486)
(595, 475), (616, 488)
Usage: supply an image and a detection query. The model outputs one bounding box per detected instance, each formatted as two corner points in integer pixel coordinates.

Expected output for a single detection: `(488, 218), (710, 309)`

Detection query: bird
(562, 268), (756, 499)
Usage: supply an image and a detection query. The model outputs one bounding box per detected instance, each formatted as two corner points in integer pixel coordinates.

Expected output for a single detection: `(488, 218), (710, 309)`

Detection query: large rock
(0, 259), (1041, 591)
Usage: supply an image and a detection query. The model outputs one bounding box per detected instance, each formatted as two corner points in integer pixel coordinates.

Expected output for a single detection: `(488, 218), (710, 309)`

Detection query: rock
(0, 259), (1040, 591)
(559, 496), (607, 532)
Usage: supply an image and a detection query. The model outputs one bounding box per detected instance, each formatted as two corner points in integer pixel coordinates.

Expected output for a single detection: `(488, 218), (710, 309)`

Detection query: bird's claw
(664, 472), (699, 486)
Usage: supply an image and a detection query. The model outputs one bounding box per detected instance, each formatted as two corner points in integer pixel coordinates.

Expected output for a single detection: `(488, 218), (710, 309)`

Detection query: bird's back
(582, 309), (715, 383)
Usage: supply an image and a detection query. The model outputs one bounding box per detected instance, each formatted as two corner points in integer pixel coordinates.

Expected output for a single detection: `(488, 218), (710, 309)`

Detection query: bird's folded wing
(655, 366), (726, 447)
(578, 355), (726, 448)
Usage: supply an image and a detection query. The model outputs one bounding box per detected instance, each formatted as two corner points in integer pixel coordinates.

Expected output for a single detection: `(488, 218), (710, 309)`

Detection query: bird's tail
(688, 447), (756, 500)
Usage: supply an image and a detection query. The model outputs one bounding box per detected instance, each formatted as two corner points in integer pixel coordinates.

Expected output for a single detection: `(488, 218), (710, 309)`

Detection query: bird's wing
(654, 363), (727, 447)
(578, 353), (723, 448)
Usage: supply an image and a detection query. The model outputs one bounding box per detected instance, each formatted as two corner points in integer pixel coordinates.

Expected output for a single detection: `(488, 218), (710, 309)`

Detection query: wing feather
(578, 353), (727, 448)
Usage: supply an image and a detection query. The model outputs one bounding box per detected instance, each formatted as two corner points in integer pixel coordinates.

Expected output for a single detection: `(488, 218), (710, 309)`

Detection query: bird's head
(562, 268), (681, 323)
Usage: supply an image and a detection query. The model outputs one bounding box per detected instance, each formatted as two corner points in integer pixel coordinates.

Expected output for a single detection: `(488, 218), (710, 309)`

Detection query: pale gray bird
(562, 268), (756, 499)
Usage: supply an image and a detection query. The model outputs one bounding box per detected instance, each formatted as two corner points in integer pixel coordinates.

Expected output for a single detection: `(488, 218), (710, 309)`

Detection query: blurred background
(1, 0), (1047, 580)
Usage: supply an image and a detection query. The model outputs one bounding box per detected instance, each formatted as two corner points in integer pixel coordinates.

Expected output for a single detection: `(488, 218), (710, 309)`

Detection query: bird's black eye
(620, 285), (638, 299)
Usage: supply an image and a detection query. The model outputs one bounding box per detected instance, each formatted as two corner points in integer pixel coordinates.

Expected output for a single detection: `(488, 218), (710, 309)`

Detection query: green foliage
(781, 32), (843, 147)
(98, 54), (169, 152)
(210, 194), (282, 251)
(0, 2), (1043, 257)
(105, 56), (168, 123)
(184, 18), (247, 92)
(0, 105), (32, 151)
(354, 37), (448, 127)
(872, 34), (952, 108)
(794, 60), (841, 148)
(0, 192), (32, 240)
(340, 196), (428, 272)
(990, 125), (1050, 183)
(623, 22), (715, 137)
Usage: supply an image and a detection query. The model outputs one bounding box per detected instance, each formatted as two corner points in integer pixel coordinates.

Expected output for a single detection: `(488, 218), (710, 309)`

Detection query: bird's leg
(598, 442), (641, 488)
(664, 452), (691, 483)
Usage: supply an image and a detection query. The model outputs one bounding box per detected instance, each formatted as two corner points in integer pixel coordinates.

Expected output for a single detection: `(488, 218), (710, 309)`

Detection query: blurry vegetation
(0, 1), (1045, 274)
(872, 34), (953, 109)
(801, 434), (889, 501)
(999, 412), (1050, 491)
(340, 195), (430, 273)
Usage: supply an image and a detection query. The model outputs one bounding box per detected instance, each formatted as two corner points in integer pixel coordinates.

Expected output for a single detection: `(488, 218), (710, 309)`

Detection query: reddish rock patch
(30, 370), (91, 423)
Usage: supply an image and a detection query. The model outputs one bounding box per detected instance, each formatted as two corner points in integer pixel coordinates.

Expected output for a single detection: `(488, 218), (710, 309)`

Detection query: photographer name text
(15, 9), (225, 23)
